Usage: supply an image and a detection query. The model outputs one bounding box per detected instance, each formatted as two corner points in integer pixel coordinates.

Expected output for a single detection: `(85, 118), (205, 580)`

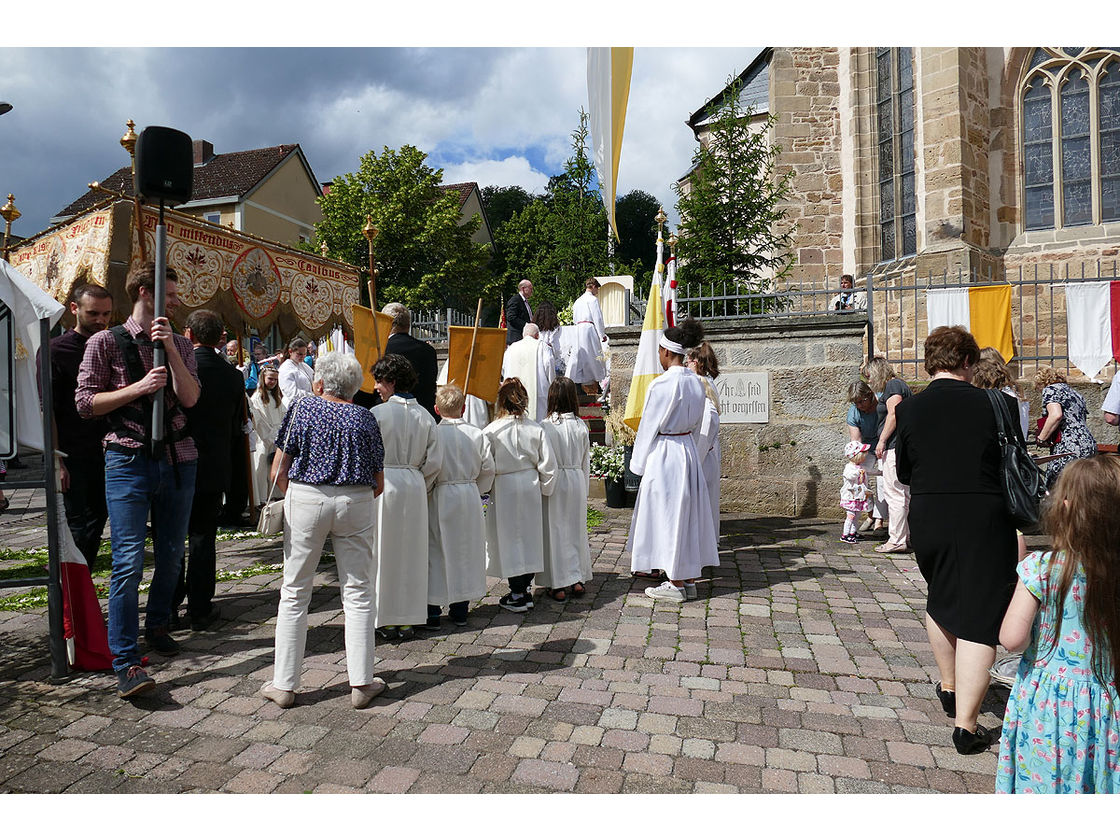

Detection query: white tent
(0, 259), (65, 455)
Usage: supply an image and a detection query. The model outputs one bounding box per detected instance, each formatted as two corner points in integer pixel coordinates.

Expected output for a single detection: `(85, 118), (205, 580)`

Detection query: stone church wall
(605, 314), (868, 517)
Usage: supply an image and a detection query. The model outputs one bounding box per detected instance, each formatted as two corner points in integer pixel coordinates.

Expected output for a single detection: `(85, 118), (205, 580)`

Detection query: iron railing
(868, 261), (1120, 382)
(410, 308), (474, 343)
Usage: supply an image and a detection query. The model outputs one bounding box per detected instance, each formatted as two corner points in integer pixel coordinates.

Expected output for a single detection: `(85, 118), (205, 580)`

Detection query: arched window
(875, 47), (916, 259)
(1021, 47), (1120, 230)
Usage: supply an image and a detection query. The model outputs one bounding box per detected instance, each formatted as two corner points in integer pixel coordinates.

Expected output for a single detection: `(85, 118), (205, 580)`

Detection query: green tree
(314, 144), (494, 311)
(480, 185), (537, 234)
(494, 110), (610, 310)
(673, 76), (795, 297)
(613, 189), (663, 278)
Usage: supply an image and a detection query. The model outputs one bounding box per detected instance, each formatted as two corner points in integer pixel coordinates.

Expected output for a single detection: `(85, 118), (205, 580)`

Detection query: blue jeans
(104, 449), (197, 673)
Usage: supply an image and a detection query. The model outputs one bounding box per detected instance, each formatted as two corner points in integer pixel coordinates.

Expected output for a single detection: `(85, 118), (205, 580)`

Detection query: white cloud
(438, 156), (550, 194)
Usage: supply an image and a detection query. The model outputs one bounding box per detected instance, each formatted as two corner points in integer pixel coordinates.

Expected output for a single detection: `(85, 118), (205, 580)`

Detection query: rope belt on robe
(658, 432), (692, 437)
(436, 478), (479, 486)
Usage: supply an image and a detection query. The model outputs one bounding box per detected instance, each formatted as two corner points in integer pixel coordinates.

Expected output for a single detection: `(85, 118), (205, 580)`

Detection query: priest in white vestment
(536, 378), (592, 599)
(627, 323), (717, 601)
(483, 379), (558, 611)
(501, 323), (553, 421)
(567, 278), (608, 385)
(427, 385), (495, 626)
(370, 354), (442, 634)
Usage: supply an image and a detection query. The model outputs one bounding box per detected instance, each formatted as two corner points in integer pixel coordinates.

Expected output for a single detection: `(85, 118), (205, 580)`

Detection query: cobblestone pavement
(0, 480), (1026, 794)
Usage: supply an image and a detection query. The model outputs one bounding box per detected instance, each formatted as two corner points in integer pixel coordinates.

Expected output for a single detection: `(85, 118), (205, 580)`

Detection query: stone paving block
(366, 765), (421, 793)
(511, 758), (578, 791)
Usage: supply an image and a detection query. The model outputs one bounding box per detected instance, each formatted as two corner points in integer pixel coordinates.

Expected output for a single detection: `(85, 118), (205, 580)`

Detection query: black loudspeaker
(134, 126), (193, 205)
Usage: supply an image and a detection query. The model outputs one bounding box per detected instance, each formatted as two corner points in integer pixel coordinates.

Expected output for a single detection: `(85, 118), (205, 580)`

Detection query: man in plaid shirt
(76, 262), (200, 698)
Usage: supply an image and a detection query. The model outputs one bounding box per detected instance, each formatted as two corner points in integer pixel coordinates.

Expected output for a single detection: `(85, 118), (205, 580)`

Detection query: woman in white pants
(260, 352), (387, 710)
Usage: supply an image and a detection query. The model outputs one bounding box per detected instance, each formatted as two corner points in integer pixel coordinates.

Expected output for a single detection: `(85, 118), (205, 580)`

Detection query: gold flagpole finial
(667, 233), (678, 257)
(121, 119), (138, 172)
(2, 193), (21, 259)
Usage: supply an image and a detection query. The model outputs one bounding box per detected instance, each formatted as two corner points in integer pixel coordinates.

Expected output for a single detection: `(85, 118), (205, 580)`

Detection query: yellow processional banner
(446, 325), (506, 404)
(351, 306), (393, 394)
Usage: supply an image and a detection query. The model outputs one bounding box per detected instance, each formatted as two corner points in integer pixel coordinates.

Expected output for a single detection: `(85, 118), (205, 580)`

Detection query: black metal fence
(410, 308), (474, 343)
(868, 261), (1120, 381)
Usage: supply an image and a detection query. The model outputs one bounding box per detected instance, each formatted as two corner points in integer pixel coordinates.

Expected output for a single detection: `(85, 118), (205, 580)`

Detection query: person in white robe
(248, 364), (286, 506)
(536, 377), (592, 600)
(426, 384), (495, 627)
(370, 354), (442, 638)
(532, 301), (569, 380)
(501, 323), (554, 421)
(436, 360), (490, 428)
(278, 337), (314, 398)
(687, 342), (723, 560)
(627, 319), (717, 603)
(483, 379), (558, 612)
(567, 278), (608, 386)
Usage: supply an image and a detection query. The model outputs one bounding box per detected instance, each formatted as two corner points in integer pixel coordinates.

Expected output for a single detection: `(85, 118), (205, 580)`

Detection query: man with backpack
(75, 262), (200, 698)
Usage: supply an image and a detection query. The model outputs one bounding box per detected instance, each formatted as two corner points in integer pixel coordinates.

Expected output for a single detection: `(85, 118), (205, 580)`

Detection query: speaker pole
(151, 198), (167, 458)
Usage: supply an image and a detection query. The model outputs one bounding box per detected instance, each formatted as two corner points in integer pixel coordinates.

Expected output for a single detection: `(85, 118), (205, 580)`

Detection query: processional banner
(130, 206), (359, 335)
(9, 207), (114, 304)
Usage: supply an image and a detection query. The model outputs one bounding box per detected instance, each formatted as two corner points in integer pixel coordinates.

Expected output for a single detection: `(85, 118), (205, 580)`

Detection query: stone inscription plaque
(716, 371), (769, 423)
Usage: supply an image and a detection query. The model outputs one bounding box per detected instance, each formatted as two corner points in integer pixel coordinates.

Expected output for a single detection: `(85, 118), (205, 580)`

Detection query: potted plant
(604, 406), (640, 492)
(590, 443), (628, 508)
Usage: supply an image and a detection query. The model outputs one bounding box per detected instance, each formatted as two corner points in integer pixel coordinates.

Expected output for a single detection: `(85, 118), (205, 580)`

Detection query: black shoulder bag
(984, 389), (1046, 531)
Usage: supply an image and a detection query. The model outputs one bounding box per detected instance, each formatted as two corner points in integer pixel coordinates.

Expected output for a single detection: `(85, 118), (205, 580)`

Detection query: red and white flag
(663, 255), (677, 329)
(56, 505), (113, 671)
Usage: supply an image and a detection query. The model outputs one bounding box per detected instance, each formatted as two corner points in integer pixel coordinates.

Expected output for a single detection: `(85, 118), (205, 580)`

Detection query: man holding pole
(383, 302), (438, 420)
(76, 262), (200, 698)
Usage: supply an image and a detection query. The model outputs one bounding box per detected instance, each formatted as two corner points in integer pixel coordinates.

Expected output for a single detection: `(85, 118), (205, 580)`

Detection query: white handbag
(256, 400), (298, 535)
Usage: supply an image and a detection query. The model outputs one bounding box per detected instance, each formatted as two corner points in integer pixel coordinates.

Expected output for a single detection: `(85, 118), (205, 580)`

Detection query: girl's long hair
(496, 378), (529, 419)
(1041, 455), (1120, 686)
(546, 376), (579, 417)
(256, 365), (283, 407)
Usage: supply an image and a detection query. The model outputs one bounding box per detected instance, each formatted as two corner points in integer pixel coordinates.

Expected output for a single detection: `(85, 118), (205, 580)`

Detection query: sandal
(632, 570), (664, 580)
(874, 542), (910, 554)
(547, 588), (567, 602)
(569, 582), (585, 598)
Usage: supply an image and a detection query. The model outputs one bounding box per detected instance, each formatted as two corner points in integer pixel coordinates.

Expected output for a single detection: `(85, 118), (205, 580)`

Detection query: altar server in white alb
(567, 278), (608, 388)
(686, 341), (723, 569)
(536, 377), (592, 601)
(370, 354), (442, 640)
(501, 323), (554, 421)
(483, 378), (558, 612)
(426, 384), (494, 628)
(627, 318), (717, 603)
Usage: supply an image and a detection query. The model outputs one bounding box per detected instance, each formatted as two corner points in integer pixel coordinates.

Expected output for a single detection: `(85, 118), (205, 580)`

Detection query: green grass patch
(586, 506), (605, 531)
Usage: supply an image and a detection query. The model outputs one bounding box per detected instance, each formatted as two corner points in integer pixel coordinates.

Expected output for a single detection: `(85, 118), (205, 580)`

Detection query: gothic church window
(1021, 47), (1120, 230)
(875, 48), (916, 260)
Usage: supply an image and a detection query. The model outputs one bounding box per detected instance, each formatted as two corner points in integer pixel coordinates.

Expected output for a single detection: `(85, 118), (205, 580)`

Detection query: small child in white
(840, 440), (871, 543)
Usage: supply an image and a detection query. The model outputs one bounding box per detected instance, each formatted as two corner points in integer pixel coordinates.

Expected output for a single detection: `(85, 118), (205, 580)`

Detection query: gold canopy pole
(1, 194), (20, 261)
(362, 216), (383, 362)
(120, 120), (147, 264)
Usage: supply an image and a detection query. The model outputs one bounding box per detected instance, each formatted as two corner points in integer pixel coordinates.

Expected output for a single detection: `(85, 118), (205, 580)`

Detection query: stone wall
(770, 47), (845, 291)
(606, 313), (868, 517)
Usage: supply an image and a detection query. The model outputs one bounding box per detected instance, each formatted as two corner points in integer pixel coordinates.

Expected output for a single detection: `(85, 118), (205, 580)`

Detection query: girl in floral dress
(995, 455), (1120, 793)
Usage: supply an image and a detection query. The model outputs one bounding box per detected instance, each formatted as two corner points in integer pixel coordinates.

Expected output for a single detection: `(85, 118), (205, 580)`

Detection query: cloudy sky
(0, 45), (756, 241)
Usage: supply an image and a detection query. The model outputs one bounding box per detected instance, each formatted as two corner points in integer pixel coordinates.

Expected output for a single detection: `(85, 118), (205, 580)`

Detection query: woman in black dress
(895, 326), (1020, 755)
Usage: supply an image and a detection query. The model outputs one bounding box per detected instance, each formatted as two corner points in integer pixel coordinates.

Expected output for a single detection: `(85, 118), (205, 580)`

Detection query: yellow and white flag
(622, 274), (664, 431)
(926, 284), (1014, 364)
(587, 47), (634, 243)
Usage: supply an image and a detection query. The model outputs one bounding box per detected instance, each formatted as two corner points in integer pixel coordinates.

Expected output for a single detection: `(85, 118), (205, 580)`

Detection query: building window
(875, 47), (916, 260)
(1021, 47), (1120, 230)
(204, 211), (221, 225)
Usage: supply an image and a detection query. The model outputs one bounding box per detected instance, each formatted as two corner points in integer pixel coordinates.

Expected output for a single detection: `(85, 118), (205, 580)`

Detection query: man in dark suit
(505, 279), (534, 345)
(175, 309), (247, 630)
(382, 302), (439, 420)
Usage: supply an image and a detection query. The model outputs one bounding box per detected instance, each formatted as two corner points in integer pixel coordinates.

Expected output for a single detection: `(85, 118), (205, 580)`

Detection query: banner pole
(151, 200), (167, 458)
(464, 298), (483, 398)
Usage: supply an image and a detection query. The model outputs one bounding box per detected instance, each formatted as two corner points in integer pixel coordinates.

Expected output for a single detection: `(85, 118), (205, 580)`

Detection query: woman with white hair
(260, 351), (387, 710)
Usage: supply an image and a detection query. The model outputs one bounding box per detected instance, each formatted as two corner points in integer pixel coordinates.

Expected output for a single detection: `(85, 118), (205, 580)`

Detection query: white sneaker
(684, 582), (697, 600)
(645, 581), (686, 603)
